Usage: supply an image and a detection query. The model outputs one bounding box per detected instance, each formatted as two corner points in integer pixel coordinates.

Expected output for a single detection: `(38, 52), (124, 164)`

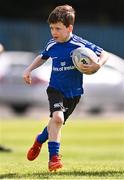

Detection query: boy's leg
(47, 87), (64, 171)
(47, 111), (64, 171)
(46, 96), (80, 169)
(27, 126), (48, 161)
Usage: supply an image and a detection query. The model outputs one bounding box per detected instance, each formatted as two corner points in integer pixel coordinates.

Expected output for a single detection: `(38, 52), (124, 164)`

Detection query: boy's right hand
(23, 69), (32, 85)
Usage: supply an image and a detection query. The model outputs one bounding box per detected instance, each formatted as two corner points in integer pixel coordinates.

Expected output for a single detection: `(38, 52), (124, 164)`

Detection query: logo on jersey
(52, 57), (58, 60)
(61, 61), (66, 66)
(53, 60), (75, 72)
(53, 65), (75, 72)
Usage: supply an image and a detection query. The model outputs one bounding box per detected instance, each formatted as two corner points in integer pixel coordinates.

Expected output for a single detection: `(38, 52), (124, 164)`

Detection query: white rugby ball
(72, 47), (99, 74)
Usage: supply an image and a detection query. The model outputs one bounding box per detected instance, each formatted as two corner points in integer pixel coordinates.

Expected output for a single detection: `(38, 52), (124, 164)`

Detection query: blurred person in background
(0, 43), (12, 152)
(23, 4), (108, 171)
(0, 43), (4, 53)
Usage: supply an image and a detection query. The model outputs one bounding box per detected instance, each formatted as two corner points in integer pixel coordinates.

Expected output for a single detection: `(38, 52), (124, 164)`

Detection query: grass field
(0, 117), (124, 179)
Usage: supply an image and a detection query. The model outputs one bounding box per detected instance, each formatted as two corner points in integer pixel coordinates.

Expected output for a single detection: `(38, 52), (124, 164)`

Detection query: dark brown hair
(47, 5), (75, 27)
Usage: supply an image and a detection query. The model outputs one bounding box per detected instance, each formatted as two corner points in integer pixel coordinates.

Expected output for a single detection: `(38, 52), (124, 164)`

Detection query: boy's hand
(23, 70), (32, 84)
(80, 61), (101, 75)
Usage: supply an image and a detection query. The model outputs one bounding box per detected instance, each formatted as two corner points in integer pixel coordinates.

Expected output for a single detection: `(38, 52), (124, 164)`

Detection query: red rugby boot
(48, 155), (63, 172)
(27, 140), (42, 161)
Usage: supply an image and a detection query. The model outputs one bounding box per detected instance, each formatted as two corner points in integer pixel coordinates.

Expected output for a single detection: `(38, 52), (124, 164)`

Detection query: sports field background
(0, 116), (124, 179)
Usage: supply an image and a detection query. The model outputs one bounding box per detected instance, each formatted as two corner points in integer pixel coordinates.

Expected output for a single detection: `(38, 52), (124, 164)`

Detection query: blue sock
(36, 126), (48, 144)
(48, 141), (60, 160)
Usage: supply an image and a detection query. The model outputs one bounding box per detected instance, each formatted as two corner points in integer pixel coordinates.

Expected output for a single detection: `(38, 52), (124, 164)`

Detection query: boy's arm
(98, 50), (109, 67)
(80, 50), (109, 75)
(23, 55), (47, 84)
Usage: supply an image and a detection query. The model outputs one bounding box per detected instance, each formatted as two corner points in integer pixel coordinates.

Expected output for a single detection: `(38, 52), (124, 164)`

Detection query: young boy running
(23, 4), (108, 172)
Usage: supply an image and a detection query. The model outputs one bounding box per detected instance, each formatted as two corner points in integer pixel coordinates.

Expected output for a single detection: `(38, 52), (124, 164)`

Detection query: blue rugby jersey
(40, 34), (103, 98)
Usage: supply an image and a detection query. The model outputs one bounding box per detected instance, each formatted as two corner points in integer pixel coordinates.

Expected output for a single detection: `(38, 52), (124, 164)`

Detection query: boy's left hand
(80, 50), (109, 75)
(80, 62), (101, 75)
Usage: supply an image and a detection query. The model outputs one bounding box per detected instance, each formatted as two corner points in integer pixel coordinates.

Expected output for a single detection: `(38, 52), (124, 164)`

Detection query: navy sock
(48, 141), (60, 160)
(36, 126), (48, 144)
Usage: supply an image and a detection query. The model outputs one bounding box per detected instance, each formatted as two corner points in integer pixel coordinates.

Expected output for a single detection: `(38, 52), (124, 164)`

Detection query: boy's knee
(53, 111), (64, 124)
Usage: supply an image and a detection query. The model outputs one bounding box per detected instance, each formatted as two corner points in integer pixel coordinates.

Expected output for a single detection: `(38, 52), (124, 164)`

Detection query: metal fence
(0, 19), (124, 58)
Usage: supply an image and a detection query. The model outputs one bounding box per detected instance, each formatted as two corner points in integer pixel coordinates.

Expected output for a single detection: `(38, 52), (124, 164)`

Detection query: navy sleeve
(85, 41), (103, 57)
(40, 49), (50, 60)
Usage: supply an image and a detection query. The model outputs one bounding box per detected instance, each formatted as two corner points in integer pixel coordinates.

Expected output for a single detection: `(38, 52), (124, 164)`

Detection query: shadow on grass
(0, 173), (20, 179)
(33, 170), (123, 178)
(0, 170), (123, 179)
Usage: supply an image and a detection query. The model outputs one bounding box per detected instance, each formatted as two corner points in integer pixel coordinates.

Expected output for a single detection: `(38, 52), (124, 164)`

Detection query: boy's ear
(68, 25), (73, 32)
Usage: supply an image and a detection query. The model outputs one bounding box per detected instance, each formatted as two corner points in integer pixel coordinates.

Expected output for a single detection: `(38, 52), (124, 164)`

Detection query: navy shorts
(46, 87), (81, 123)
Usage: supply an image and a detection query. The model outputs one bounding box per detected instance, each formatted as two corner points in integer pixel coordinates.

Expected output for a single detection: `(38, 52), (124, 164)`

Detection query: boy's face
(49, 22), (73, 43)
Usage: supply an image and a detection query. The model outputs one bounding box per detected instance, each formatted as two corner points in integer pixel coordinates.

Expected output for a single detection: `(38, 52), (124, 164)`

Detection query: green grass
(0, 117), (124, 179)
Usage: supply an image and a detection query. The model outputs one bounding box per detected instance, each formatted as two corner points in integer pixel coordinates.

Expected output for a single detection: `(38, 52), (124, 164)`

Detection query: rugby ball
(72, 47), (99, 74)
